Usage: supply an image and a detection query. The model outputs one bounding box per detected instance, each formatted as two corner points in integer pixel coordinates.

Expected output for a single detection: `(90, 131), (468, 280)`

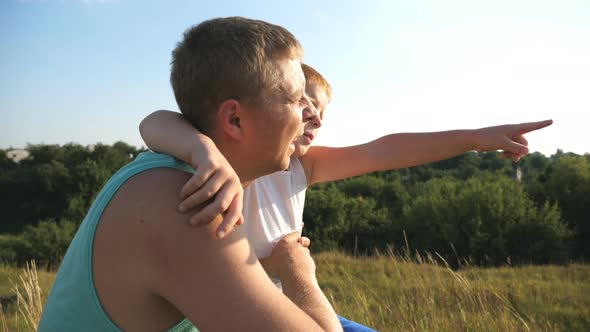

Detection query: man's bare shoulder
(100, 167), (226, 259)
(93, 167), (254, 330)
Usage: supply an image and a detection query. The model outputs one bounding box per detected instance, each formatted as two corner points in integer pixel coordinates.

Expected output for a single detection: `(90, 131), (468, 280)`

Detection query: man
(39, 17), (341, 332)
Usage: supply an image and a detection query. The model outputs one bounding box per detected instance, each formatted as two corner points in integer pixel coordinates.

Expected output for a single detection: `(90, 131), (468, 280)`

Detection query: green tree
(91, 142), (137, 174)
(0, 159), (73, 232)
(520, 152), (552, 206)
(303, 185), (350, 250)
(400, 173), (570, 265)
(62, 143), (91, 167)
(25, 144), (64, 165)
(69, 159), (112, 220)
(480, 152), (512, 173)
(543, 156), (590, 258)
(20, 219), (77, 269)
(505, 202), (572, 264)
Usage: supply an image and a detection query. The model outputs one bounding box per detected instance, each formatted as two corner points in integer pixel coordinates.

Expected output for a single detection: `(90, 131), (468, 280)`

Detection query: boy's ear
(218, 99), (244, 140)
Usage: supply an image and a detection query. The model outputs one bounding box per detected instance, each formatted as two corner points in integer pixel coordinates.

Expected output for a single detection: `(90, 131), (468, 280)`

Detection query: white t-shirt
(242, 156), (307, 288)
(243, 156), (307, 258)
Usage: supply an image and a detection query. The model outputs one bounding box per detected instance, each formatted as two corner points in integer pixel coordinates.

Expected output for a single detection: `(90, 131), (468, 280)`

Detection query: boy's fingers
(503, 151), (523, 162)
(514, 119), (553, 135)
(234, 190), (244, 225)
(216, 194), (244, 239)
(514, 135), (528, 147)
(190, 183), (232, 226)
(503, 137), (529, 155)
(513, 154), (522, 162)
(180, 172), (224, 213)
(180, 167), (214, 200)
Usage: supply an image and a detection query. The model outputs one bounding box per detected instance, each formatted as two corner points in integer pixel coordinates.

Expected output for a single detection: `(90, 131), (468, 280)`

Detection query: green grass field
(1, 253), (589, 331)
(315, 252), (590, 331)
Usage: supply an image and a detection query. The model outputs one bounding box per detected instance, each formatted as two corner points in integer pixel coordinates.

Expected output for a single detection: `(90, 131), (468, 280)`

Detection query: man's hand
(260, 233), (314, 281)
(178, 140), (244, 239)
(472, 119), (553, 162)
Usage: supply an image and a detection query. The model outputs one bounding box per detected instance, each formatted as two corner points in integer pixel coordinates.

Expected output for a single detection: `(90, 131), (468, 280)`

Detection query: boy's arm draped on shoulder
(139, 110), (211, 165)
(139, 110), (244, 238)
(300, 119), (553, 185)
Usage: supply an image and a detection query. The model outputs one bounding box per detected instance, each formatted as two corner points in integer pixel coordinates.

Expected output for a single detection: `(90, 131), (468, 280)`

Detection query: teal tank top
(39, 152), (198, 332)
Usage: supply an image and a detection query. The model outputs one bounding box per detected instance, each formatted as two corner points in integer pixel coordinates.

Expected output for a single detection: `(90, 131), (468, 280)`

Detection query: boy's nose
(308, 112), (322, 128)
(303, 96), (322, 128)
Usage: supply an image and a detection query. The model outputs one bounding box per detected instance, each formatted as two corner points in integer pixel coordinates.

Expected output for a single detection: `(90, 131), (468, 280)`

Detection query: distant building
(6, 149), (30, 163)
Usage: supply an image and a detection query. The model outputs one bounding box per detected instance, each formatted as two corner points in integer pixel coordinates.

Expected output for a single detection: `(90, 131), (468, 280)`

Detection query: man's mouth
(303, 133), (315, 142)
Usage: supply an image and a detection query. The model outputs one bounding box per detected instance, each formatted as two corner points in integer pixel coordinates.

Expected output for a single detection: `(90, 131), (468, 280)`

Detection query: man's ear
(218, 99), (244, 140)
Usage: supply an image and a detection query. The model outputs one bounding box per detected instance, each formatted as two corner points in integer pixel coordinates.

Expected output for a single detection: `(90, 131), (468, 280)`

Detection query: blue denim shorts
(338, 315), (377, 332)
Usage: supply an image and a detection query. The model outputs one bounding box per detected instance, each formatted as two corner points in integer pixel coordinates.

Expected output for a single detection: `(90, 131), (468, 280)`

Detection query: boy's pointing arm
(300, 120), (553, 185)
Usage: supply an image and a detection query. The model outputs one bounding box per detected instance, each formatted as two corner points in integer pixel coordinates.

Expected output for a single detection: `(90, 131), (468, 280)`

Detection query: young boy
(140, 64), (551, 330)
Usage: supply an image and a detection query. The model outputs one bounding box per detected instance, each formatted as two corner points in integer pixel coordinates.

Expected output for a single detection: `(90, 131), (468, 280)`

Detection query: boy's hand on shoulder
(178, 139), (244, 239)
(472, 119), (553, 162)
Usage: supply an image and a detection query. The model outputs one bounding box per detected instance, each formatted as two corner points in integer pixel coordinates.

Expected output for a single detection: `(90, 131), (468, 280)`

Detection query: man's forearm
(282, 273), (342, 332)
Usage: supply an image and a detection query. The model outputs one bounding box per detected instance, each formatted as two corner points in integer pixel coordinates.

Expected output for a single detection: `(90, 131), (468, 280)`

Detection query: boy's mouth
(303, 132), (315, 142)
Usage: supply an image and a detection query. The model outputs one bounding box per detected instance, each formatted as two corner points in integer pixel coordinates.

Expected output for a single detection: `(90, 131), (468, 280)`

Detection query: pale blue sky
(2, 0), (589, 156)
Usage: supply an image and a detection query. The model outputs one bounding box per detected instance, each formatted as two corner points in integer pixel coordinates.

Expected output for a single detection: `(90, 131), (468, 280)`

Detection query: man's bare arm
(138, 169), (341, 331)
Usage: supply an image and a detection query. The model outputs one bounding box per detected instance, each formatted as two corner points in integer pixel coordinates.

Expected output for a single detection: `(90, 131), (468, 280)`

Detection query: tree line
(1, 143), (588, 268)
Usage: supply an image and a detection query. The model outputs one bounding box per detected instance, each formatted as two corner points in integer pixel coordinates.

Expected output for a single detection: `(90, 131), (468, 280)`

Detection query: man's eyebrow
(295, 87), (305, 99)
(285, 87), (305, 103)
(277, 84), (302, 99)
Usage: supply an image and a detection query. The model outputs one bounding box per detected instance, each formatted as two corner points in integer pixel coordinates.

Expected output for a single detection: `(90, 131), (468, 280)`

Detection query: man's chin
(280, 158), (291, 171)
(275, 155), (292, 172)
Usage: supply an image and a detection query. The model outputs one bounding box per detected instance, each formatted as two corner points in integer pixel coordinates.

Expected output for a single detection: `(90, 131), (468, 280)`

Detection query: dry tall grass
(1, 261), (45, 332)
(315, 248), (589, 331)
(0, 303), (9, 332)
(1, 254), (588, 331)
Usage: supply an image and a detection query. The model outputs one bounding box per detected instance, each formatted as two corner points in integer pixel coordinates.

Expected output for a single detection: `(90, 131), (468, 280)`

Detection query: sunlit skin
(293, 81), (331, 157)
(239, 58), (311, 175)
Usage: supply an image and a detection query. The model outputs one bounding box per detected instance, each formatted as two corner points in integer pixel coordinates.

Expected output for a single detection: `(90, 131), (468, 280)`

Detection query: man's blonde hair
(170, 17), (303, 134)
(302, 63), (332, 101)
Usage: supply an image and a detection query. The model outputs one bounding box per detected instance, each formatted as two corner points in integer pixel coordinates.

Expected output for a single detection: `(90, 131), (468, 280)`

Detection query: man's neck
(213, 138), (259, 186)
